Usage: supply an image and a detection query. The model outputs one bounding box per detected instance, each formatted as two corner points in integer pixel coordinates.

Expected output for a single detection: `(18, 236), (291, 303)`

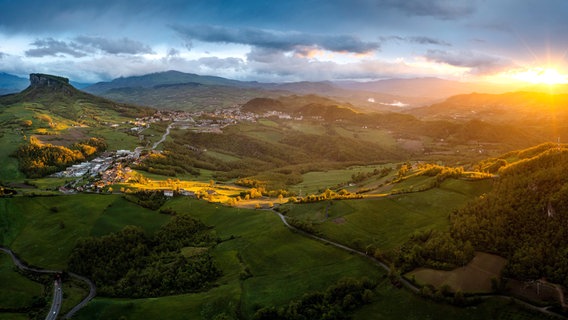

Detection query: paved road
(269, 209), (566, 319)
(0, 246), (96, 319)
(152, 122), (173, 149)
(46, 280), (62, 320)
(63, 272), (97, 319)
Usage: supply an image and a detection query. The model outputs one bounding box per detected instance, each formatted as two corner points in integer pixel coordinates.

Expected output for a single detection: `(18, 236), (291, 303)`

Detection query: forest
(450, 145), (568, 286)
(13, 137), (107, 177)
(68, 215), (221, 297)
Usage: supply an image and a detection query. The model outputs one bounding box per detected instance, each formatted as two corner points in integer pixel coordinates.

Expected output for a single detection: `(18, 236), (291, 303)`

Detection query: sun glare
(510, 67), (568, 85)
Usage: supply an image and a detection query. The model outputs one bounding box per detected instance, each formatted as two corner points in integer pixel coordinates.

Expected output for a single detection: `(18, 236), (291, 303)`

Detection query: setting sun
(510, 67), (568, 85)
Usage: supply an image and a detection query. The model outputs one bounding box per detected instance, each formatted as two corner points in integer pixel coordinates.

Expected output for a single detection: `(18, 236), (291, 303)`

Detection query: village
(52, 105), (304, 195)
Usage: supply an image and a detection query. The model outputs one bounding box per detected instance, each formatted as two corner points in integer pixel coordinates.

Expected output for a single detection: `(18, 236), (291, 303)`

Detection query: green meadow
(290, 164), (389, 194)
(0, 253), (44, 310)
(283, 179), (492, 251)
(0, 194), (171, 269)
(74, 198), (382, 319)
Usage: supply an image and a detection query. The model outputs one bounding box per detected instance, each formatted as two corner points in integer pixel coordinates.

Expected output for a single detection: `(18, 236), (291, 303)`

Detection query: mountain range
(4, 70), (568, 114)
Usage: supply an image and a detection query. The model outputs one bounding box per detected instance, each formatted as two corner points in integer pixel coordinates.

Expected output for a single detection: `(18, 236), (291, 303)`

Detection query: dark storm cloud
(172, 24), (380, 54)
(380, 0), (476, 20)
(424, 49), (514, 74)
(74, 36), (154, 55)
(0, 0), (188, 32)
(25, 38), (86, 58)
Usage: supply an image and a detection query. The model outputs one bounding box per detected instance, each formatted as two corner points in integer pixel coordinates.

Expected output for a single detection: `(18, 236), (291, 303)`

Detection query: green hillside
(0, 73), (151, 181)
(452, 143), (568, 286)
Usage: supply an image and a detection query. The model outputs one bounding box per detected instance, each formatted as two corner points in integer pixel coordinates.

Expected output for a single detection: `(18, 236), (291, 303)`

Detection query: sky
(0, 0), (567, 83)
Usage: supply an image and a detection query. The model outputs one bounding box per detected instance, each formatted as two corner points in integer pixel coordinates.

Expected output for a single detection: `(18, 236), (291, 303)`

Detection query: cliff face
(25, 73), (74, 97)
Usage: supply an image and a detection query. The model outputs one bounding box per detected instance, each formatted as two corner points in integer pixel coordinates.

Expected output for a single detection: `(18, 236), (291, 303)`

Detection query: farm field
(353, 287), (548, 320)
(289, 164), (390, 195)
(282, 178), (492, 251)
(407, 252), (508, 293)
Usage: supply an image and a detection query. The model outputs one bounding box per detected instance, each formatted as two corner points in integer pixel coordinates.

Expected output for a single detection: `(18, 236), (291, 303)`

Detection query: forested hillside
(451, 143), (568, 285)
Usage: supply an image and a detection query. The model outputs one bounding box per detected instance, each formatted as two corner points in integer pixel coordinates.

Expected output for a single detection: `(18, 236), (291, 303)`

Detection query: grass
(29, 177), (73, 190)
(1, 194), (171, 269)
(60, 277), (90, 315)
(407, 252), (507, 293)
(86, 127), (139, 151)
(335, 125), (398, 148)
(290, 164), (389, 194)
(354, 283), (549, 320)
(75, 283), (242, 320)
(0, 314), (29, 320)
(205, 150), (241, 162)
(284, 179), (491, 251)
(0, 131), (26, 182)
(75, 198), (383, 319)
(0, 253), (44, 310)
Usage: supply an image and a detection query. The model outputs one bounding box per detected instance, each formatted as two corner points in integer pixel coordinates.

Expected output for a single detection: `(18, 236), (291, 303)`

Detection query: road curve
(63, 272), (97, 319)
(152, 122), (173, 150)
(271, 210), (419, 293)
(269, 209), (566, 319)
(0, 246), (96, 319)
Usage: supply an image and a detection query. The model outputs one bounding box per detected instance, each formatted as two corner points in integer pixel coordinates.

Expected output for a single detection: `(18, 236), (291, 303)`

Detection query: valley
(0, 73), (567, 320)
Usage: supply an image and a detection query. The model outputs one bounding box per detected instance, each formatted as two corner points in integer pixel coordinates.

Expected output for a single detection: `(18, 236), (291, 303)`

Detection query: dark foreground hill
(452, 143), (568, 286)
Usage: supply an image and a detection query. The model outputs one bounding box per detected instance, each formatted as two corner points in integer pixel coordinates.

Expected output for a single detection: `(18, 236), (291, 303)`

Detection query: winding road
(0, 246), (96, 319)
(269, 209), (566, 319)
(152, 122), (174, 150)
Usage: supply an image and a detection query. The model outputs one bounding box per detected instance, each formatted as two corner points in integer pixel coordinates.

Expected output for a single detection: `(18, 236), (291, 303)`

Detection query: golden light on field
(509, 67), (568, 85)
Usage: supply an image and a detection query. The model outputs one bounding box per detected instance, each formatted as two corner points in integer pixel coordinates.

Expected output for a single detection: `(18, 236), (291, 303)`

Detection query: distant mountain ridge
(84, 70), (260, 94)
(83, 71), (444, 111)
(409, 91), (568, 124)
(0, 72), (29, 95)
(335, 77), (521, 99)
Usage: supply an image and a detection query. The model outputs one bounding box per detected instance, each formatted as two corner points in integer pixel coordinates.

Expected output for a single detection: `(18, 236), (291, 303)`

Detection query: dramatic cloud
(380, 0), (477, 20)
(24, 36), (154, 58)
(74, 36), (154, 55)
(1, 1), (567, 82)
(172, 24), (380, 54)
(424, 49), (514, 74)
(25, 38), (86, 58)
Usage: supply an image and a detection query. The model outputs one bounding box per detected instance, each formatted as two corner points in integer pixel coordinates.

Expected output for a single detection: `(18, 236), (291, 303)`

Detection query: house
(163, 190), (174, 197)
(180, 189), (196, 197)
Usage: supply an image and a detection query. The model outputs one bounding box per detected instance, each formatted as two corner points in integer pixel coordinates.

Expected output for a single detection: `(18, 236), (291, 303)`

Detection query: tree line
(450, 147), (568, 286)
(253, 277), (377, 320)
(68, 214), (221, 298)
